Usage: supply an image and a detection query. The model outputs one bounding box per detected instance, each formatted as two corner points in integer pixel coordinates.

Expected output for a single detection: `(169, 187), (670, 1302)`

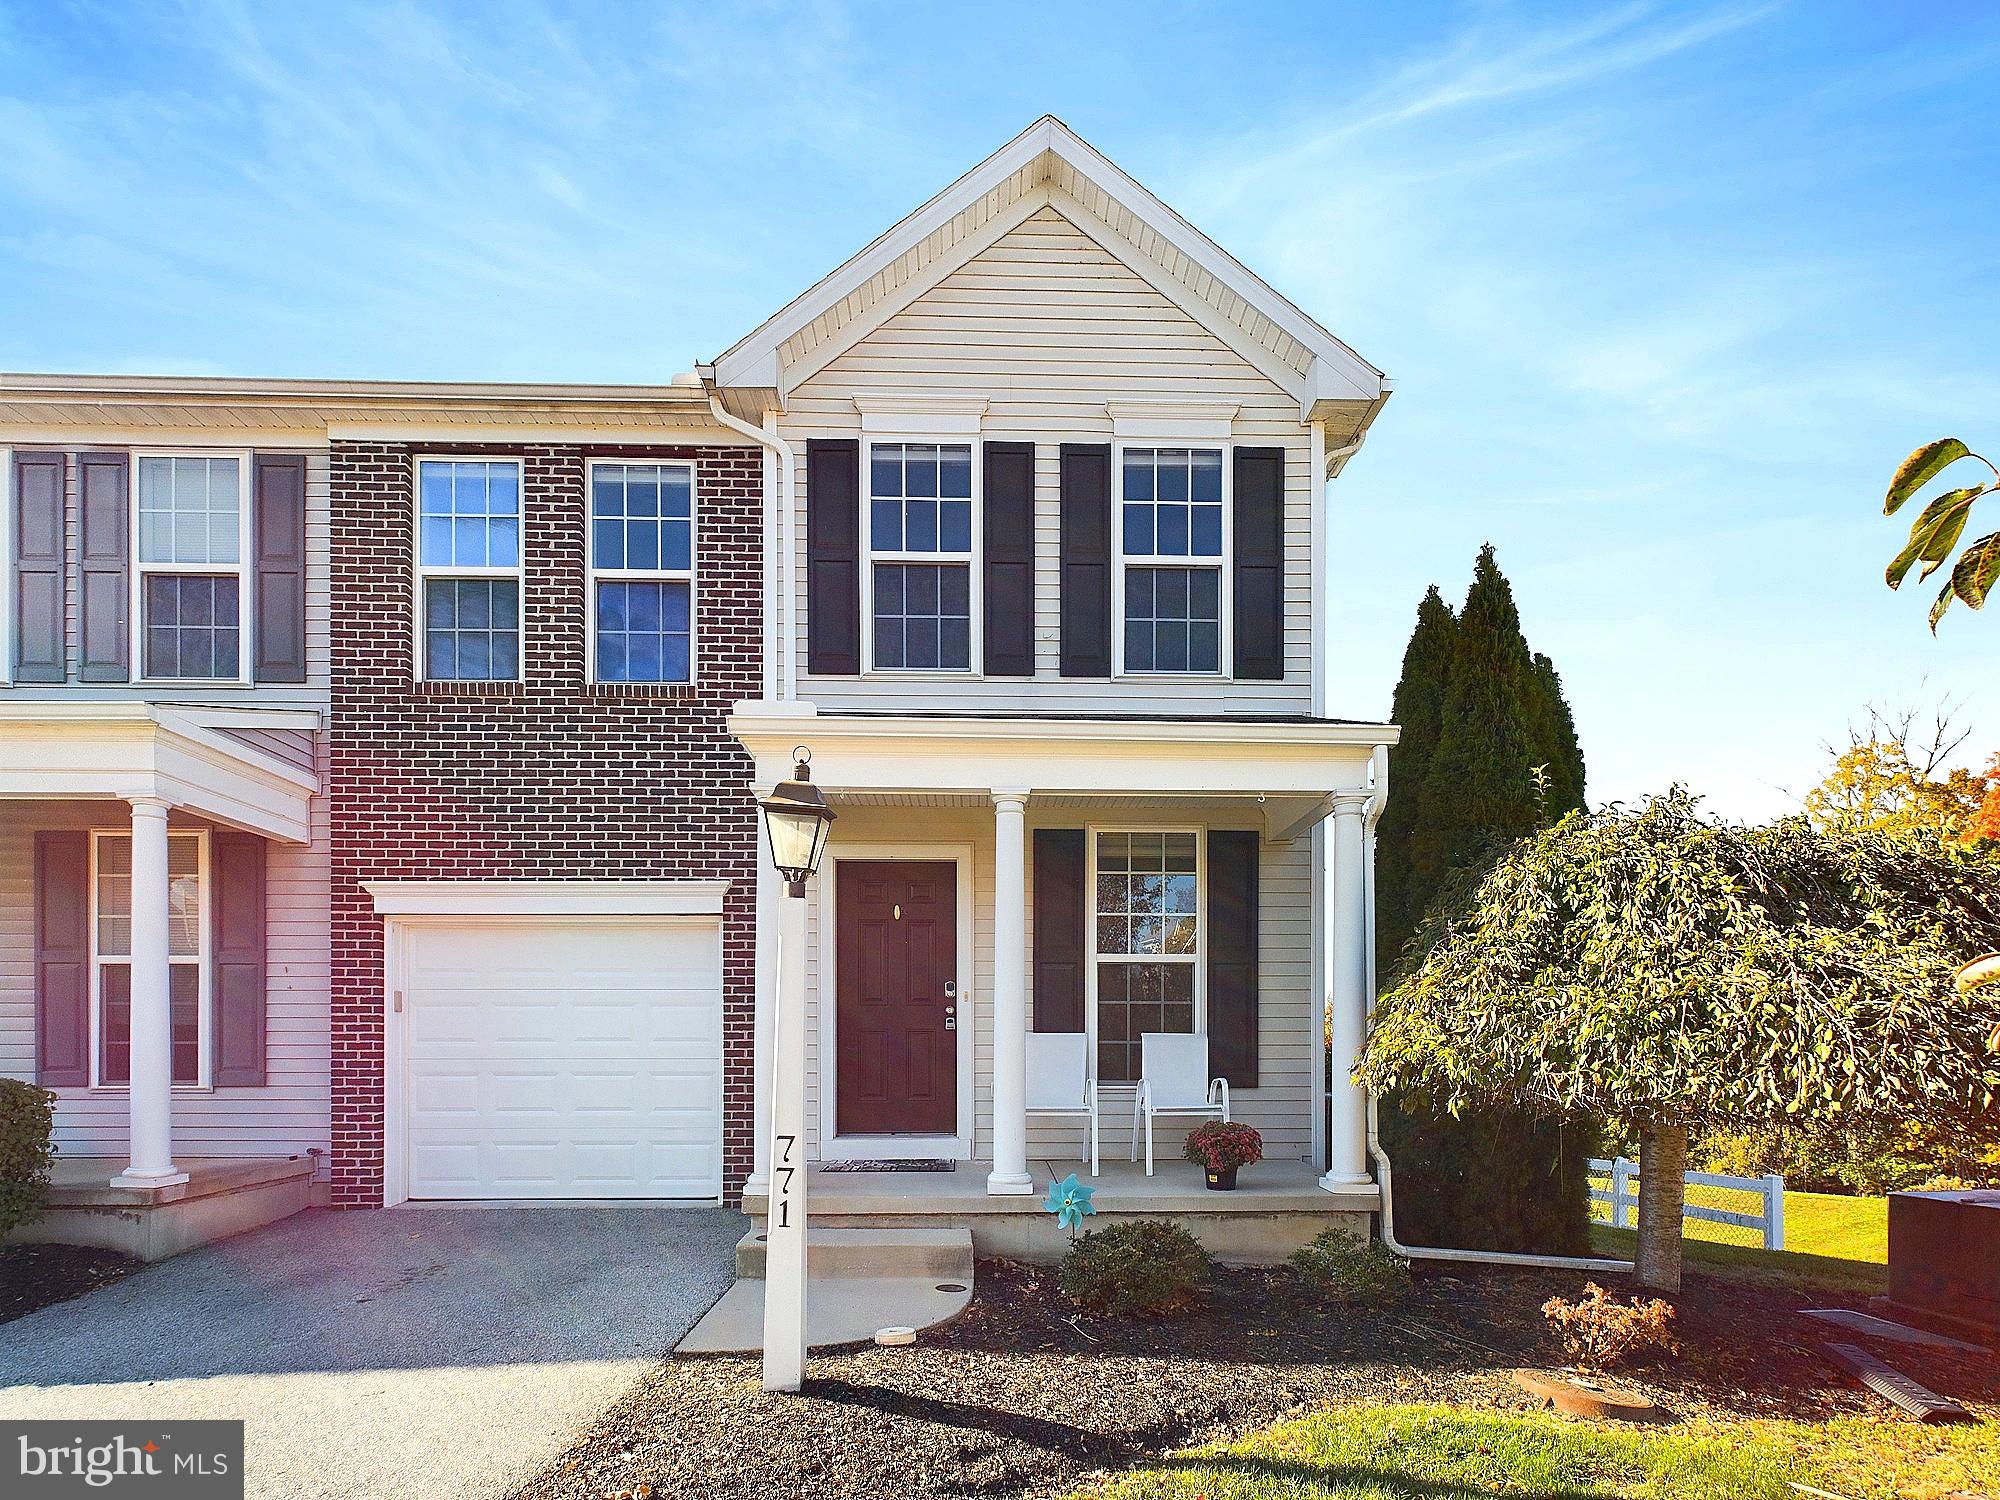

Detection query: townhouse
(3, 117), (1395, 1258)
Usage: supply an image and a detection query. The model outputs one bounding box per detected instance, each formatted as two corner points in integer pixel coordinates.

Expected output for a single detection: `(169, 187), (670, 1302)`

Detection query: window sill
(584, 682), (700, 701)
(411, 680), (526, 698)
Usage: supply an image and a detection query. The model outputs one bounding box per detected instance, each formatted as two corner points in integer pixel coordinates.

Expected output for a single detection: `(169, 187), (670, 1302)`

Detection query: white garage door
(400, 917), (723, 1199)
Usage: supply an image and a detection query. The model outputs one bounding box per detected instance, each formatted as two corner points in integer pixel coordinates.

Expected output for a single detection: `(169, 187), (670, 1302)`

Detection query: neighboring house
(2, 117), (1394, 1255)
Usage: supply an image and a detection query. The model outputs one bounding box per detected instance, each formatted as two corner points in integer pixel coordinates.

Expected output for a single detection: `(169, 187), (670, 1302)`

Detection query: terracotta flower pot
(1204, 1166), (1238, 1191)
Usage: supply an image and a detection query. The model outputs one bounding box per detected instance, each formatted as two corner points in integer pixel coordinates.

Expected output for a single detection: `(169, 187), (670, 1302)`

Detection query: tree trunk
(1634, 1121), (1688, 1293)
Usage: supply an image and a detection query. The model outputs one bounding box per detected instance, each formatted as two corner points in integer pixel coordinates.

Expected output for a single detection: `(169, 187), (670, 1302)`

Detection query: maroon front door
(835, 860), (957, 1136)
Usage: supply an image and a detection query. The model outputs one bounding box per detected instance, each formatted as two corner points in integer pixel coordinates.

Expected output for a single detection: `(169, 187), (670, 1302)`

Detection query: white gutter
(1359, 745), (1633, 1274)
(708, 397), (796, 701)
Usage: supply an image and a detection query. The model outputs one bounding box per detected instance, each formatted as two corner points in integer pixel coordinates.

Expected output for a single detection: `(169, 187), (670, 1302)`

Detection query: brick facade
(328, 440), (762, 1207)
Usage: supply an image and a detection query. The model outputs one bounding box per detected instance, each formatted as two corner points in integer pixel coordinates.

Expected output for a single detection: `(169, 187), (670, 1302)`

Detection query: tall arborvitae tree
(1375, 544), (1592, 1254)
(1375, 586), (1457, 976)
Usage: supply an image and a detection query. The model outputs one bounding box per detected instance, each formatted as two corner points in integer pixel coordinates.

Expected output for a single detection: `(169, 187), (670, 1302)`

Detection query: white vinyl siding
(798, 799), (1312, 1165)
(0, 738), (332, 1158)
(781, 204), (1315, 715)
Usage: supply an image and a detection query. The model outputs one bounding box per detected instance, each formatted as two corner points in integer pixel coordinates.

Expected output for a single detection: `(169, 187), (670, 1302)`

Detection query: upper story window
(589, 460), (694, 684)
(867, 441), (974, 672)
(92, 829), (206, 1087)
(416, 458), (521, 682)
(137, 455), (249, 681)
(1118, 447), (1226, 676)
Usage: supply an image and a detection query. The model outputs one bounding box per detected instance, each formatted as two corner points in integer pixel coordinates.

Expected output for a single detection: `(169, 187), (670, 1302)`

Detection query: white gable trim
(713, 116), (1386, 416)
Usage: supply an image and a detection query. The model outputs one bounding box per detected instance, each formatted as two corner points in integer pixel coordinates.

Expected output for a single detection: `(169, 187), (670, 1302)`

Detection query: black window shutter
(11, 452), (66, 683)
(1206, 828), (1260, 1088)
(212, 831), (268, 1087)
(982, 441), (1035, 675)
(35, 831), (90, 1087)
(1232, 446), (1285, 681)
(806, 439), (861, 675)
(1032, 829), (1087, 1032)
(1058, 443), (1111, 677)
(77, 451), (129, 683)
(253, 454), (308, 683)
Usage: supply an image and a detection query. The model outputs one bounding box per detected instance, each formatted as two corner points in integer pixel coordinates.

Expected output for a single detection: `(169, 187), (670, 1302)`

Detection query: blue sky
(1, 1), (1992, 816)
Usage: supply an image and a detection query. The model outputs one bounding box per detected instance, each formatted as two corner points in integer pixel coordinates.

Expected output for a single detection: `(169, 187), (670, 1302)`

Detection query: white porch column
(1320, 792), (1372, 1190)
(747, 837), (779, 1195)
(987, 788), (1034, 1195)
(117, 795), (187, 1188)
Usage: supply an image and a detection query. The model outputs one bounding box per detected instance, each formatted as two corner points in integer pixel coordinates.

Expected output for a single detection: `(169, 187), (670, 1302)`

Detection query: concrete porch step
(734, 1226), (974, 1281)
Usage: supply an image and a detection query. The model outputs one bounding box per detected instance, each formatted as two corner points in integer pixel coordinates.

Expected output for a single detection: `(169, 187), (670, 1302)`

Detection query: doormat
(821, 1160), (959, 1173)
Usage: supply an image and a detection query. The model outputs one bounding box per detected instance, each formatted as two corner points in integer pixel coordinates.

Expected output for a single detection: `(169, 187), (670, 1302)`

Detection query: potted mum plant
(1184, 1121), (1262, 1190)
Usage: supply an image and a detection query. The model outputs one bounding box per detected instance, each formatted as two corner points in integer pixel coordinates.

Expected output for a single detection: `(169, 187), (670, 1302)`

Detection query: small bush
(1290, 1230), (1411, 1306)
(0, 1079), (56, 1236)
(1058, 1220), (1210, 1317)
(1184, 1121), (1263, 1173)
(1542, 1283), (1679, 1371)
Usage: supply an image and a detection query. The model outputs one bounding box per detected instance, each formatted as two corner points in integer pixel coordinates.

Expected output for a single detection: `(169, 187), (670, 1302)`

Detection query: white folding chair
(1025, 1031), (1101, 1176)
(1132, 1032), (1229, 1175)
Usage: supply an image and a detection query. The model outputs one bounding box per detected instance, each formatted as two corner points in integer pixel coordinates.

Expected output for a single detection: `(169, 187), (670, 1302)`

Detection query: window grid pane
(143, 575), (241, 679)
(139, 456), (241, 565)
(868, 442), (972, 557)
(425, 578), (519, 681)
(1122, 447), (1222, 562)
(97, 964), (199, 1086)
(1124, 565), (1221, 674)
(591, 463), (693, 574)
(595, 579), (691, 684)
(418, 461), (520, 568)
(1093, 831), (1199, 1084)
(873, 562), (970, 670)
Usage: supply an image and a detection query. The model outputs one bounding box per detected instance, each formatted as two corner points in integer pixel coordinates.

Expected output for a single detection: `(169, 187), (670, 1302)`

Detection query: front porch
(732, 702), (1398, 1253)
(8, 1155), (318, 1261)
(744, 1157), (1378, 1264)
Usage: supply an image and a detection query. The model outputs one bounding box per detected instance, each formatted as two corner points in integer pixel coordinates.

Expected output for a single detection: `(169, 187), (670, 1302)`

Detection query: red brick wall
(329, 441), (762, 1207)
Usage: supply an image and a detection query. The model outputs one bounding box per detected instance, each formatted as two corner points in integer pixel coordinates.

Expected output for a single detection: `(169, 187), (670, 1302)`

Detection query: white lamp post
(757, 748), (835, 1393)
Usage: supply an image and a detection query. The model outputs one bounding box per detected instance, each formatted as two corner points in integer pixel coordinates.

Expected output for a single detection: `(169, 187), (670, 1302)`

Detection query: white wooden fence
(1588, 1157), (1786, 1251)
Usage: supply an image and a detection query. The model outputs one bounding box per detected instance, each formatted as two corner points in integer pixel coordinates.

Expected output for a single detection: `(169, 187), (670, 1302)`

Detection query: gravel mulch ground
(514, 1258), (2000, 1500)
(0, 1242), (137, 1324)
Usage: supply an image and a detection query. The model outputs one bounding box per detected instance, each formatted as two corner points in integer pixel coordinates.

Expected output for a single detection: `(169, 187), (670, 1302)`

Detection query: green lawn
(1078, 1403), (1998, 1500)
(1588, 1187), (1888, 1296)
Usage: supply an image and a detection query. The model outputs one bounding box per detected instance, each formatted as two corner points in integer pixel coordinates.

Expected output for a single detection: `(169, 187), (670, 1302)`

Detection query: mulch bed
(514, 1259), (2000, 1500)
(0, 1242), (137, 1324)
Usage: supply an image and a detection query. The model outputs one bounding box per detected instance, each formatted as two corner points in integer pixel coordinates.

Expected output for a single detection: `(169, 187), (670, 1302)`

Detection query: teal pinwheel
(1041, 1172), (1097, 1233)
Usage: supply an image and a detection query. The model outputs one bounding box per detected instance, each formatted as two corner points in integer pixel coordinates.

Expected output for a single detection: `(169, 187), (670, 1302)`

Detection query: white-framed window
(1114, 445), (1229, 677)
(414, 457), (522, 682)
(864, 440), (977, 672)
(89, 829), (209, 1089)
(134, 452), (252, 682)
(588, 459), (695, 684)
(0, 444), (13, 688)
(1088, 829), (1204, 1084)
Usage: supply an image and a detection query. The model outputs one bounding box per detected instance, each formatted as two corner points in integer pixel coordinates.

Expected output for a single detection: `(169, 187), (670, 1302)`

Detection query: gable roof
(709, 116), (1389, 427)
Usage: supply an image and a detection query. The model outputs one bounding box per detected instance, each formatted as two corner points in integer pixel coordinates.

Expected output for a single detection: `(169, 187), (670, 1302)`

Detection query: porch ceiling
(0, 702), (316, 843)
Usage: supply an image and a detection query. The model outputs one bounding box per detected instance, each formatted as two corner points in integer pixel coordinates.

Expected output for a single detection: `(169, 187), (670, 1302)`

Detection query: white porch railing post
(1763, 1173), (1785, 1250)
(987, 789), (1034, 1195)
(116, 795), (187, 1188)
(1320, 792), (1372, 1190)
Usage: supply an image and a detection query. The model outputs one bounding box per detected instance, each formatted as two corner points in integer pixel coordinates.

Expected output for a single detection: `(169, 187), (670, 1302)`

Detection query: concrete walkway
(0, 1204), (742, 1500)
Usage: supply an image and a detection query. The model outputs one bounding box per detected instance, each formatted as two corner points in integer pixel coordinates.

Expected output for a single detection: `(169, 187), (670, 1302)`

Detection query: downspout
(709, 395), (796, 701)
(1360, 748), (1633, 1274)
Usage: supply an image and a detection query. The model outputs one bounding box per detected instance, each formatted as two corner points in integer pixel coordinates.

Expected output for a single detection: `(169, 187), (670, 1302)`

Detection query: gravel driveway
(0, 1204), (742, 1500)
